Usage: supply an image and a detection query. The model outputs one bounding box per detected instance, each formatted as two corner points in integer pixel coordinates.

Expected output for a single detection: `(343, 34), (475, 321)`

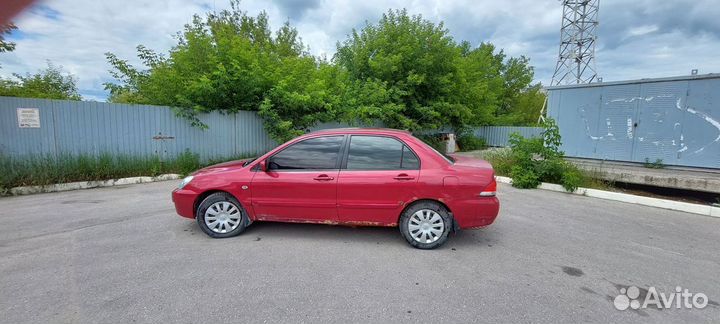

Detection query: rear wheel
(399, 201), (452, 249)
(196, 192), (248, 238)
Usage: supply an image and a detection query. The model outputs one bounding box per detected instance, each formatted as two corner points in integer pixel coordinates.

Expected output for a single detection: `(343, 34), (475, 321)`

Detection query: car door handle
(393, 174), (415, 181)
(313, 174), (334, 181)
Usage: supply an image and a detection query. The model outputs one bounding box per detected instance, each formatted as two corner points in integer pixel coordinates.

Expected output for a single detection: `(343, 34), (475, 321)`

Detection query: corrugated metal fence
(472, 126), (543, 147)
(0, 97), (276, 161)
(0, 96), (538, 160)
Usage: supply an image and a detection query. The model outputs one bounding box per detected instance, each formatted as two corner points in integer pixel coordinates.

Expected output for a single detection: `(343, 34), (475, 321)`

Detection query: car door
(250, 135), (344, 222)
(337, 135), (420, 225)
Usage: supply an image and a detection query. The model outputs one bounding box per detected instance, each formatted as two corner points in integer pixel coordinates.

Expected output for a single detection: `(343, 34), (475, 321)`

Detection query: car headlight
(178, 176), (194, 189)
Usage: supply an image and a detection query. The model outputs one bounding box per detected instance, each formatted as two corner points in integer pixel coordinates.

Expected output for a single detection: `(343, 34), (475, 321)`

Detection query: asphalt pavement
(0, 181), (718, 323)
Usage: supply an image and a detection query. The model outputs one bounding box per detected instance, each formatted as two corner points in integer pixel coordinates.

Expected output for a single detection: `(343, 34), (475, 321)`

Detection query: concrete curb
(4, 174), (181, 196)
(495, 176), (720, 218)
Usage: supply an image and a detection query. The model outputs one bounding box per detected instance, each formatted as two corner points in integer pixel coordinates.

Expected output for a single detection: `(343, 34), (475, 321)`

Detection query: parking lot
(0, 181), (718, 323)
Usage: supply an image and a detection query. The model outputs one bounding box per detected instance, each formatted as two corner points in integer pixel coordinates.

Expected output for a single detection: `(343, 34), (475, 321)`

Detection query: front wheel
(399, 201), (452, 249)
(196, 192), (249, 238)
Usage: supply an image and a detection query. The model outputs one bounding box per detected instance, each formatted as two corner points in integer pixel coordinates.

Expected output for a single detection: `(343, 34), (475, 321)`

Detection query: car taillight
(479, 179), (497, 197)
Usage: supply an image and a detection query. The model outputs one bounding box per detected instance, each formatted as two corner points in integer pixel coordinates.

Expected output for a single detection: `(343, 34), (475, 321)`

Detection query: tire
(399, 201), (452, 249)
(196, 192), (249, 238)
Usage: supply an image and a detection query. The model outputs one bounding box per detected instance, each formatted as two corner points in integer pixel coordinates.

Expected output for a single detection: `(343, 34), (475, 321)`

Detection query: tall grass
(0, 151), (253, 191)
(481, 147), (613, 191)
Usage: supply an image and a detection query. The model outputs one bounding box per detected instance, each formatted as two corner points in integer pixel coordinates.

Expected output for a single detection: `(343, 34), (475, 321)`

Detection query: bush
(456, 134), (487, 151)
(510, 165), (540, 188)
(485, 118), (589, 192)
(560, 166), (583, 192)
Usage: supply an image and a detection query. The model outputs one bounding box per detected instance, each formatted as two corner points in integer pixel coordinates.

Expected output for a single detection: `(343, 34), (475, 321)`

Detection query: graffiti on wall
(550, 77), (720, 168)
(580, 94), (720, 157)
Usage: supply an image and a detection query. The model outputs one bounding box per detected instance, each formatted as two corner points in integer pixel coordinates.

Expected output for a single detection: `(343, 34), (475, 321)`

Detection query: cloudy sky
(2, 0), (719, 101)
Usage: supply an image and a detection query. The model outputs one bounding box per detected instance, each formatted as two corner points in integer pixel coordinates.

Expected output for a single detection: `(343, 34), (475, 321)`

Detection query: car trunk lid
(448, 154), (494, 170)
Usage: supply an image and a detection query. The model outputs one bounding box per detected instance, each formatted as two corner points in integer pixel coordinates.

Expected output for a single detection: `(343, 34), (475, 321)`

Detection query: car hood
(193, 158), (254, 175)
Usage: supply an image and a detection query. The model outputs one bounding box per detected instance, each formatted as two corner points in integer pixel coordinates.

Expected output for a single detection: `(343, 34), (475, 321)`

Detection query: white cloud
(626, 24), (659, 38)
(1, 0), (718, 100)
(598, 30), (720, 81)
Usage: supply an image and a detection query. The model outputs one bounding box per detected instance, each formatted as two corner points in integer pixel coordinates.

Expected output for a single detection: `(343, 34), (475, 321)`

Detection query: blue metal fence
(0, 97), (276, 161)
(1, 96), (541, 160)
(472, 126), (543, 147)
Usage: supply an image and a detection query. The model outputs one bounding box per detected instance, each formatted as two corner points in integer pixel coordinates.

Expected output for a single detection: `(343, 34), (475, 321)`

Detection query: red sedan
(172, 128), (499, 249)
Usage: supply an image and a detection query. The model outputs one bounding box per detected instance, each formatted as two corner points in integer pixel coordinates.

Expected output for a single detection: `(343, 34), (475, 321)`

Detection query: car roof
(308, 127), (412, 136)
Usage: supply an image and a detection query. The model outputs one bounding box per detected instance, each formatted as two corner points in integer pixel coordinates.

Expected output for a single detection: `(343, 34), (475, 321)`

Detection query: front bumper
(172, 188), (197, 219)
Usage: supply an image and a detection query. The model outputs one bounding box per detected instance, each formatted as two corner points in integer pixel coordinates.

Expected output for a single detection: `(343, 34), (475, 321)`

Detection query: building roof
(545, 73), (720, 91)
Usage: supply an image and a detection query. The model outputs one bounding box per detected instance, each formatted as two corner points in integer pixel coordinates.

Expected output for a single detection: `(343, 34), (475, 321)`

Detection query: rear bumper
(451, 197), (500, 229)
(172, 188), (197, 219)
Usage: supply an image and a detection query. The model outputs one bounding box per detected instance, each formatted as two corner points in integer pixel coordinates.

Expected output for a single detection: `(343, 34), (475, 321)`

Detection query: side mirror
(258, 159), (267, 172)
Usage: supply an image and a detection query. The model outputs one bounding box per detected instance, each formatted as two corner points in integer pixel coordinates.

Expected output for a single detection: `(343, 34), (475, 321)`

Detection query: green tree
(497, 55), (535, 115)
(1, 23), (18, 69)
(0, 23), (17, 53)
(334, 9), (535, 132)
(336, 9), (461, 131)
(105, 5), (538, 140)
(495, 83), (546, 126)
(0, 61), (82, 100)
(259, 61), (343, 141)
(104, 1), (334, 139)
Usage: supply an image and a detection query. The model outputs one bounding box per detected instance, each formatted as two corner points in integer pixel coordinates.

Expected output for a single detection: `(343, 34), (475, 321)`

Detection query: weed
(0, 152), (253, 191)
(643, 158), (665, 169)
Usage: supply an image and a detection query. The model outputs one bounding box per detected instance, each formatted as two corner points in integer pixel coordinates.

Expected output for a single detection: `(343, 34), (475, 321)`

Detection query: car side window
(268, 136), (344, 170)
(401, 145), (420, 169)
(346, 136), (419, 170)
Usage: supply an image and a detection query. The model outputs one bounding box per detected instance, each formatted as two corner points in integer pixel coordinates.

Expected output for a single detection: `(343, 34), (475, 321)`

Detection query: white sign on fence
(17, 108), (40, 128)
